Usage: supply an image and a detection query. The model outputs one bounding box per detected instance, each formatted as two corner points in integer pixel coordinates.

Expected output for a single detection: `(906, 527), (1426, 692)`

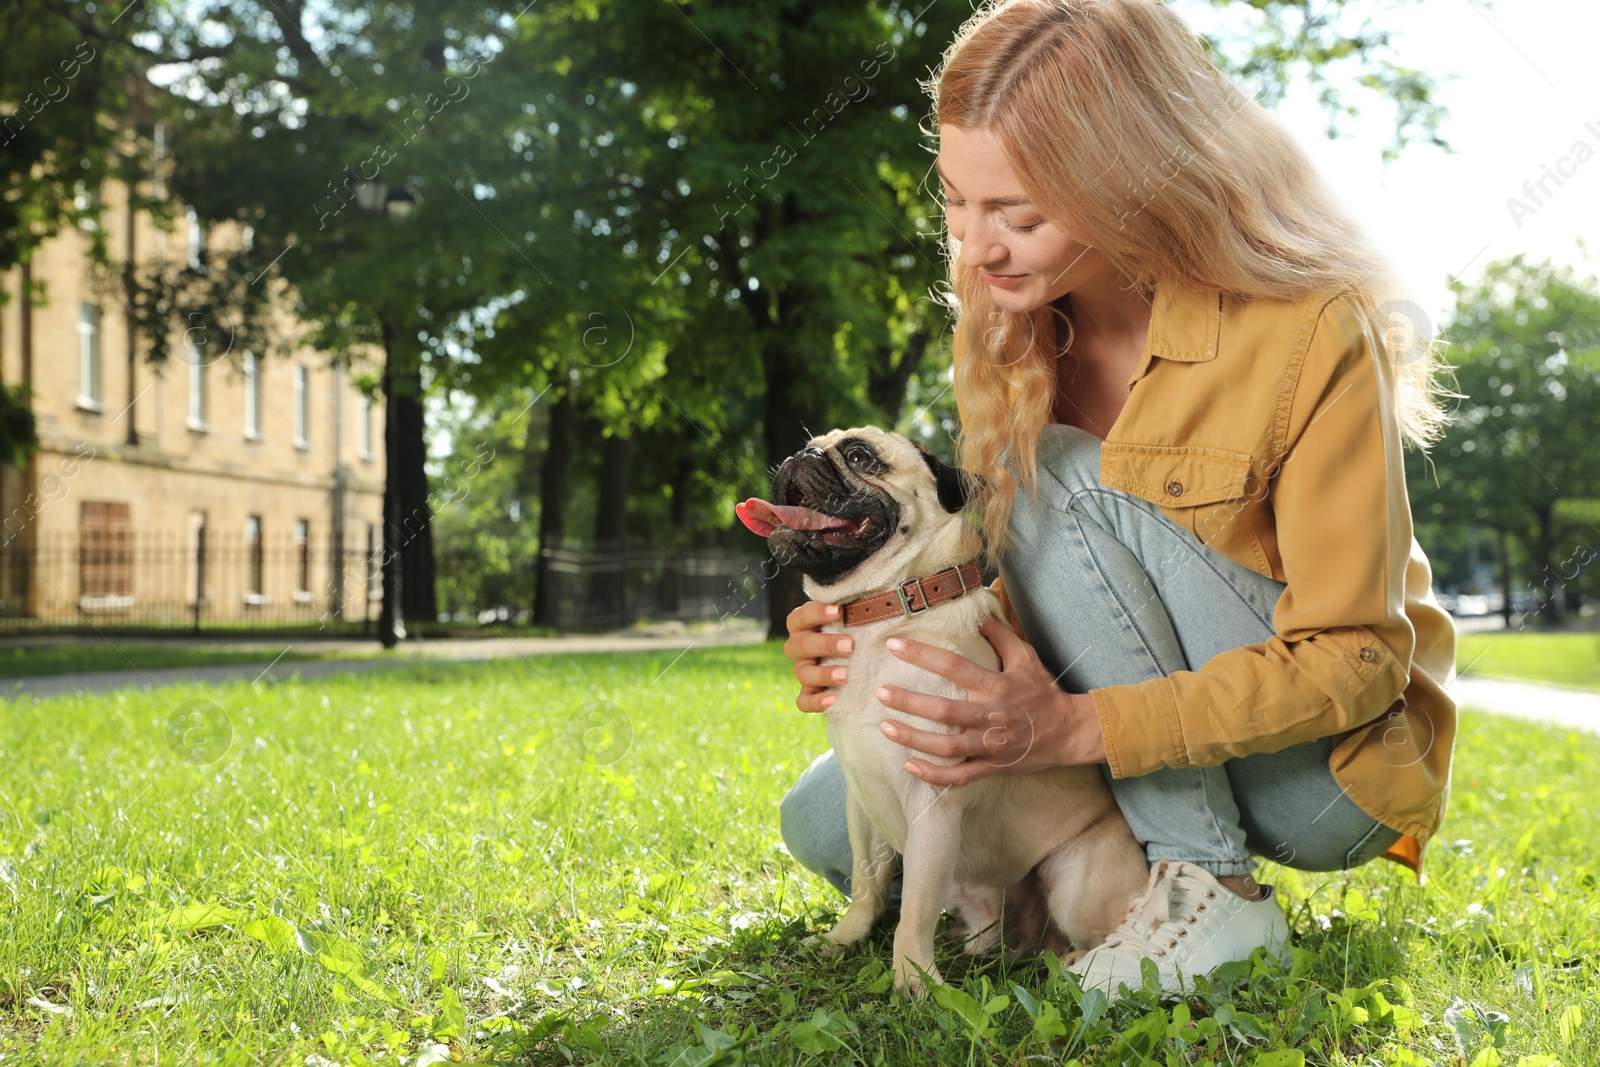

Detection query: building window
(79, 501), (132, 607)
(78, 304), (102, 409)
(245, 515), (265, 601)
(295, 519), (311, 595)
(243, 352), (262, 439)
(188, 511), (208, 607)
(187, 342), (208, 430)
(358, 393), (374, 460)
(293, 364), (310, 449)
(186, 204), (206, 269)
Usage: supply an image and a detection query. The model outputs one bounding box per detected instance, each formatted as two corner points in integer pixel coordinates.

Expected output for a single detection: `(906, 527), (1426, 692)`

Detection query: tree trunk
(124, 200), (139, 446)
(763, 283), (828, 641)
(590, 430), (633, 629)
(1495, 526), (1514, 630)
(533, 385), (575, 629)
(869, 323), (934, 425)
(378, 319), (405, 647)
(658, 447), (695, 614)
(1532, 503), (1561, 627)
(717, 200), (828, 639)
(394, 360), (436, 625)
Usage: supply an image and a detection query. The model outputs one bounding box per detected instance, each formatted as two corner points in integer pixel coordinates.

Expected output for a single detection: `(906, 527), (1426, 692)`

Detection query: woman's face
(936, 124), (1110, 312)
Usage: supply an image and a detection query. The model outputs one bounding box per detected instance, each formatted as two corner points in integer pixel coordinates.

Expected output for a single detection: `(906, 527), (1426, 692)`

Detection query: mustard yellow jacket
(988, 281), (1458, 877)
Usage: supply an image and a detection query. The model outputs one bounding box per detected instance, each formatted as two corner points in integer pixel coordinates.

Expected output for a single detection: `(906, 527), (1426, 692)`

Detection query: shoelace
(1100, 860), (1222, 957)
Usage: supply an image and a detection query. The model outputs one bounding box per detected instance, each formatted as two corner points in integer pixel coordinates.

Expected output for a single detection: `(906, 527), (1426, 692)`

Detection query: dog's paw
(800, 931), (855, 958)
(892, 959), (942, 1000)
(1059, 947), (1091, 968)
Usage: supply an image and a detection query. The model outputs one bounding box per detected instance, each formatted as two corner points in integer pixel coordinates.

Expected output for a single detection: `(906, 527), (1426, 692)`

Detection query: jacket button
(1360, 646), (1377, 662)
(1166, 481), (1184, 497)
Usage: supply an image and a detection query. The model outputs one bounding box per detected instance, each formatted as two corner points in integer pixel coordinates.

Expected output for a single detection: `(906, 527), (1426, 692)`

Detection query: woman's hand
(874, 614), (1109, 785)
(783, 600), (852, 713)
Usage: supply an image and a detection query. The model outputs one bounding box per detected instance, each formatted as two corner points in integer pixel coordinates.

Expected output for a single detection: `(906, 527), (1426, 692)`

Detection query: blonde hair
(923, 0), (1453, 559)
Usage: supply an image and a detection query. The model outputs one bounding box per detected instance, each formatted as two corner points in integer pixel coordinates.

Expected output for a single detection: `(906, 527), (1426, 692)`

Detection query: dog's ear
(912, 441), (986, 514)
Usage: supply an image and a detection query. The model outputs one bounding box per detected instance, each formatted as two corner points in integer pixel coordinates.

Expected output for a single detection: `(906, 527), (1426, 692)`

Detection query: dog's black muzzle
(767, 448), (898, 585)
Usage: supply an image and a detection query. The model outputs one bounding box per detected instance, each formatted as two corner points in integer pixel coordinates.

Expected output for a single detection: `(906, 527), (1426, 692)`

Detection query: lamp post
(354, 178), (421, 648)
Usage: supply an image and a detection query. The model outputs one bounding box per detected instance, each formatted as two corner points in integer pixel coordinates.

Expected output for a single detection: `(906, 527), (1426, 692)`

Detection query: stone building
(0, 176), (386, 632)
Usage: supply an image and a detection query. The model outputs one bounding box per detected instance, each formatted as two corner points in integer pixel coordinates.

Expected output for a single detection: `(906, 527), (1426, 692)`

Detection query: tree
(516, 0), (1455, 638)
(153, 0), (592, 641)
(1407, 257), (1600, 626)
(9, 0), (1454, 642)
(0, 1), (168, 274)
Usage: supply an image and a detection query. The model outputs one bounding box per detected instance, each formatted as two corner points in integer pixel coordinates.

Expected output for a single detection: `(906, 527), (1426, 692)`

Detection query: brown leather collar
(836, 559), (985, 627)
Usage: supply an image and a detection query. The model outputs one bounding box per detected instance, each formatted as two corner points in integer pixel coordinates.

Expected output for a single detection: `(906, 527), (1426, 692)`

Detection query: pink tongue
(736, 498), (854, 538)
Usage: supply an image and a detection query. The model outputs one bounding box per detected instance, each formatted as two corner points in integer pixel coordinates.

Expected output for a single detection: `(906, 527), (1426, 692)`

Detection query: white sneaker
(1068, 860), (1291, 1002)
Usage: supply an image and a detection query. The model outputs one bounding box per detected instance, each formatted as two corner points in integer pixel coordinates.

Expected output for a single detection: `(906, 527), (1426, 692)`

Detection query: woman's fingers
(786, 600), (851, 713)
(786, 599), (840, 636)
(874, 683), (972, 726)
(797, 684), (838, 714)
(783, 604), (851, 663)
(903, 756), (997, 787)
(797, 657), (848, 688)
(877, 719), (984, 760)
(885, 637), (994, 696)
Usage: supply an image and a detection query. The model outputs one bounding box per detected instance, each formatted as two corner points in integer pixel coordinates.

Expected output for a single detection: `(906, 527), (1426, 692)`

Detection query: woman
(778, 0), (1459, 1001)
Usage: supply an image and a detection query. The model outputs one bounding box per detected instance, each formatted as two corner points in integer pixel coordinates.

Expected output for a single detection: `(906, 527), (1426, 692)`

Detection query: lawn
(1, 646), (1595, 1066)
(0, 642), (342, 680)
(1456, 631), (1600, 691)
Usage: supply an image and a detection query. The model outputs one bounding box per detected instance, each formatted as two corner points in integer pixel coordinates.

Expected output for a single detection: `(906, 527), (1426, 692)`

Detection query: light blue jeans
(780, 422), (1400, 901)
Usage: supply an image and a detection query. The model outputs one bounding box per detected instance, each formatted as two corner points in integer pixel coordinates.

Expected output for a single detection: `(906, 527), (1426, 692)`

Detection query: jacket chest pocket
(1099, 442), (1268, 567)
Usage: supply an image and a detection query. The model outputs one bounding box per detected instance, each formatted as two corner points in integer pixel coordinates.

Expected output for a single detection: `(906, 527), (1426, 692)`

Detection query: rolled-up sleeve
(1089, 292), (1416, 779)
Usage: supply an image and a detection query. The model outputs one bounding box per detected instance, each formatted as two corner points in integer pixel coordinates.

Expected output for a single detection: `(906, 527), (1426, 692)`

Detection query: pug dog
(737, 426), (1148, 997)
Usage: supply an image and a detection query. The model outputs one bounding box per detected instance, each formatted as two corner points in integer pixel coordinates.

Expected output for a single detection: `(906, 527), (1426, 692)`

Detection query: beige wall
(0, 176), (388, 625)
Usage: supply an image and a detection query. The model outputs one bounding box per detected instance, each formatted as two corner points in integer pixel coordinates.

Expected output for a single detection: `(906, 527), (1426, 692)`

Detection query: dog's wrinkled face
(736, 426), (984, 588)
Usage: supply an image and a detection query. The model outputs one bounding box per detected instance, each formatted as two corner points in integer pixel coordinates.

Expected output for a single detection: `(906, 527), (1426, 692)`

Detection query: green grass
(1457, 631), (1600, 691)
(1, 645), (1596, 1065)
(0, 642), (349, 680)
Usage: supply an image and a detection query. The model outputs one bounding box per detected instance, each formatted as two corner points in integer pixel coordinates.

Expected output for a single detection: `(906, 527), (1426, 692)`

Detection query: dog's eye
(844, 446), (873, 467)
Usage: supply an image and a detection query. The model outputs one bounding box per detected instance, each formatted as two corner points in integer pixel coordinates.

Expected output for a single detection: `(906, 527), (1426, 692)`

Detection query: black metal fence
(0, 530), (769, 637)
(469, 540), (774, 631)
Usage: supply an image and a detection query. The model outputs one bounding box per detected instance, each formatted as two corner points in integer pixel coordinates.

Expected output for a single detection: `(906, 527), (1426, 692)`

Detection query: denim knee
(1004, 423), (1105, 504)
(779, 750), (852, 895)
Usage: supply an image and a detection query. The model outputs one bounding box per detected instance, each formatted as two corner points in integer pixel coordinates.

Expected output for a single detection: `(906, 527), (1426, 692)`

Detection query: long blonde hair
(923, 0), (1453, 558)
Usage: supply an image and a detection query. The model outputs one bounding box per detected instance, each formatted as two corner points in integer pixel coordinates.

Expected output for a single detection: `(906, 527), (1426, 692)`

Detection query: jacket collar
(1124, 281), (1224, 388)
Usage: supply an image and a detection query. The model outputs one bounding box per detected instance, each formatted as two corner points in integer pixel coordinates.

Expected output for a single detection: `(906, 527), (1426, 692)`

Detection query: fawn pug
(738, 426), (1147, 996)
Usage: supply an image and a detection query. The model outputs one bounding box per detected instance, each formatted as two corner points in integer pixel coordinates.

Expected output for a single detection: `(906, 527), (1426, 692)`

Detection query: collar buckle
(896, 576), (930, 616)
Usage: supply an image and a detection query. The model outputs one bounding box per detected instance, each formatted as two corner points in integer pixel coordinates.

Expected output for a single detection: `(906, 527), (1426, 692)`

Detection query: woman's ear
(913, 441), (987, 514)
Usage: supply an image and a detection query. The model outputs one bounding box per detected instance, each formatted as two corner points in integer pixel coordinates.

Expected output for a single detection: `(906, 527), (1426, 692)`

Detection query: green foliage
(0, 2), (161, 272)
(1409, 257), (1600, 618)
(1, 646), (1598, 1064)
(0, 381), (39, 467)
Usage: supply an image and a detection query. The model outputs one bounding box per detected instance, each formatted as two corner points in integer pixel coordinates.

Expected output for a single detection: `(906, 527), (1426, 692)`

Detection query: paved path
(1, 622), (768, 702)
(1452, 674), (1600, 735)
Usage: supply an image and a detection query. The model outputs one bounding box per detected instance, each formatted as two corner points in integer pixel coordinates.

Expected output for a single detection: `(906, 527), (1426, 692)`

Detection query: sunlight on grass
(1457, 631), (1600, 691)
(0, 645), (1595, 1064)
